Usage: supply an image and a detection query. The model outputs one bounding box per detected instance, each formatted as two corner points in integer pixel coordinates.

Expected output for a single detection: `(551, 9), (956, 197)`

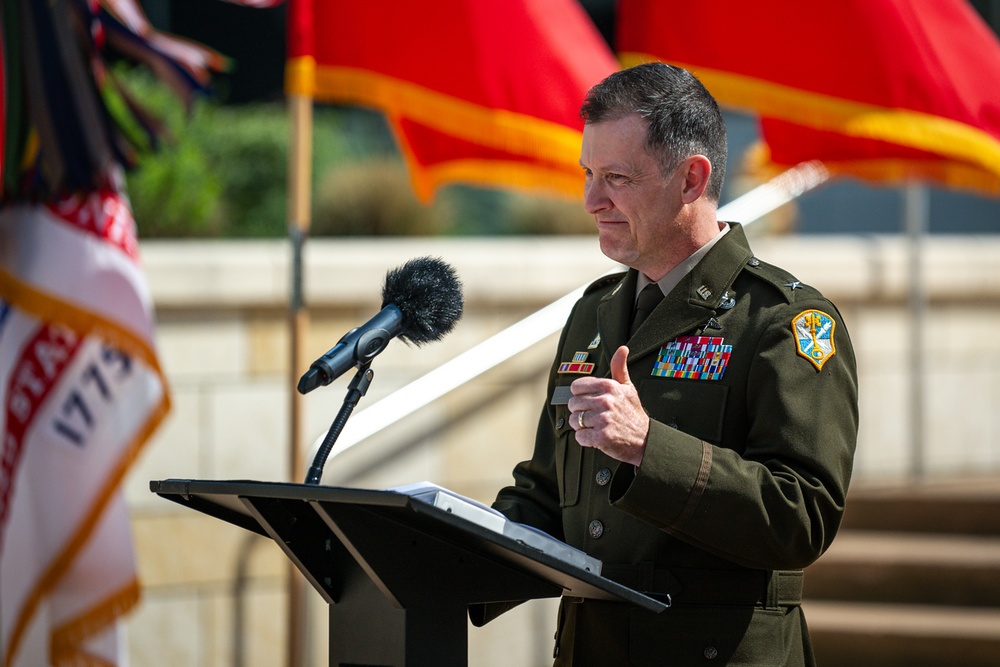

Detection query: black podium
(150, 479), (667, 666)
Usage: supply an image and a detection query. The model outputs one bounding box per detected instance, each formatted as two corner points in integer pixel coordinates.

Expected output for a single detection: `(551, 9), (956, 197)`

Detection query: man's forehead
(580, 117), (651, 168)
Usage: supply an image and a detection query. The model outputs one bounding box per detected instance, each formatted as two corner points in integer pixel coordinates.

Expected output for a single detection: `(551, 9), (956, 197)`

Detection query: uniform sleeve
(609, 298), (859, 570)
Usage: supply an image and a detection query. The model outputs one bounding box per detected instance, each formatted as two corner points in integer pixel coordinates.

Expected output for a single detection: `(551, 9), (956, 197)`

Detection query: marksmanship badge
(792, 309), (836, 370)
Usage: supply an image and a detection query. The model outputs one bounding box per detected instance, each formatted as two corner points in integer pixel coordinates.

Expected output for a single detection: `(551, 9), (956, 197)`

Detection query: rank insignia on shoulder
(588, 333), (601, 349)
(792, 309), (836, 370)
(652, 336), (732, 380)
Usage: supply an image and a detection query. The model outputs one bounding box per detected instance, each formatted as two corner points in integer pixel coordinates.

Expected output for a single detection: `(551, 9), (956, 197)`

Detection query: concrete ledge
(141, 234), (1000, 310)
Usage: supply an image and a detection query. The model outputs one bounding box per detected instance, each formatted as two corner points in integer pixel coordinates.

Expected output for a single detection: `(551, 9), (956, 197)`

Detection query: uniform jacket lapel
(595, 270), (635, 373)
(612, 224), (756, 365)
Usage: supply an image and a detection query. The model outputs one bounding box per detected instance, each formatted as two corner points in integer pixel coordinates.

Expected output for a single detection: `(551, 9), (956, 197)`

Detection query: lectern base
(328, 561), (467, 667)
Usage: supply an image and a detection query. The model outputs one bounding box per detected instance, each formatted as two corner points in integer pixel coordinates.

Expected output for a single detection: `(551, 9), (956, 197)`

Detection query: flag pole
(287, 89), (312, 667)
(905, 183), (928, 479)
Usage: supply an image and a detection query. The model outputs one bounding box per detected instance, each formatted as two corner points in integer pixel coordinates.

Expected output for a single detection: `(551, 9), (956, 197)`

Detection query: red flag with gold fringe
(617, 0), (1000, 195)
(285, 0), (619, 201)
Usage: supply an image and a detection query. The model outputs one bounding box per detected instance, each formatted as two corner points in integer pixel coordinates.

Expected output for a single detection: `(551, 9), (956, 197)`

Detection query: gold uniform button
(588, 520), (604, 539)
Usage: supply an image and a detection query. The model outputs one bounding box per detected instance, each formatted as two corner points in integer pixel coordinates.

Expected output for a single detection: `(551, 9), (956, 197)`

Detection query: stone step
(842, 477), (1000, 535)
(805, 531), (1000, 607)
(805, 601), (1000, 667)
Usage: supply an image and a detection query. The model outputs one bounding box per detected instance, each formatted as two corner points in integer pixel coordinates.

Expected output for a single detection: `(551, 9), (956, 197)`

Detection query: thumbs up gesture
(568, 345), (650, 467)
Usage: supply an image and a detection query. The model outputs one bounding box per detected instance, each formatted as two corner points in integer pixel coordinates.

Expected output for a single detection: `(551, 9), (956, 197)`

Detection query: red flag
(617, 0), (1000, 195)
(286, 0), (618, 201)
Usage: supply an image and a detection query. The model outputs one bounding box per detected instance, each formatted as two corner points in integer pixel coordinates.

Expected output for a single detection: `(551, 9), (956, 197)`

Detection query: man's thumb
(611, 345), (632, 385)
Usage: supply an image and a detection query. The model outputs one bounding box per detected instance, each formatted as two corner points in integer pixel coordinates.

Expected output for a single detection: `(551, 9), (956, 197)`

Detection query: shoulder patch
(792, 309), (836, 370)
(584, 271), (625, 296)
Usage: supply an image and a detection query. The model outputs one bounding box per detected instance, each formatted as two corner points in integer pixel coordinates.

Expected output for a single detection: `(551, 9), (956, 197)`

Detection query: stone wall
(123, 233), (1000, 666)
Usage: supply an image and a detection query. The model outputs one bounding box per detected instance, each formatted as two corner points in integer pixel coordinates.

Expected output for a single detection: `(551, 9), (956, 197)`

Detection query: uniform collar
(598, 222), (754, 364)
(636, 223), (730, 301)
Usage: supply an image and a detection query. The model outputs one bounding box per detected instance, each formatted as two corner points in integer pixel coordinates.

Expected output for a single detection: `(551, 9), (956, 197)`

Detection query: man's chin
(597, 237), (634, 266)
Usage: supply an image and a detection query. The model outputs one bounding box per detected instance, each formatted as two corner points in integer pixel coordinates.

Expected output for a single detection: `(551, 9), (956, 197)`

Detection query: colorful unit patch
(652, 336), (732, 380)
(792, 309), (836, 370)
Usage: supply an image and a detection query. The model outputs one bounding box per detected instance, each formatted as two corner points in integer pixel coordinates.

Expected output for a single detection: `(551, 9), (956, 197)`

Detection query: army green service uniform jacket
(488, 224), (859, 665)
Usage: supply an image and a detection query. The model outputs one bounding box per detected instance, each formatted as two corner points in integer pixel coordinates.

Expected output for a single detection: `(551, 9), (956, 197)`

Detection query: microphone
(297, 256), (464, 394)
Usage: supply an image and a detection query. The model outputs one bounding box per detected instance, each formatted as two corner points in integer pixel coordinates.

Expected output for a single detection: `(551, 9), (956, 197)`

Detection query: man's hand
(568, 345), (649, 467)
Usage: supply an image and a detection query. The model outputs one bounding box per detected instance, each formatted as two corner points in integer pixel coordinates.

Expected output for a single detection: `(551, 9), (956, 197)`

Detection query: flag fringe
(50, 580), (142, 667)
(285, 59), (583, 168)
(0, 266), (164, 375)
(403, 155), (584, 203)
(620, 52), (1000, 193)
(745, 141), (1000, 196)
(2, 378), (169, 667)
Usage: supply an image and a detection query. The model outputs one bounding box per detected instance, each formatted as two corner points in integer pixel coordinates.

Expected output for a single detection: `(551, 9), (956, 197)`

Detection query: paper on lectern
(389, 482), (602, 575)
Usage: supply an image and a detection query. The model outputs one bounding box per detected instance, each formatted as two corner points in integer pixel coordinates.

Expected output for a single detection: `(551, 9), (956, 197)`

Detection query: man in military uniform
(476, 63), (859, 665)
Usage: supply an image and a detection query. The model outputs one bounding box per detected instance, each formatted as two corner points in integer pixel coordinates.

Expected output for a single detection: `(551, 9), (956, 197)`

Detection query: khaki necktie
(630, 283), (664, 336)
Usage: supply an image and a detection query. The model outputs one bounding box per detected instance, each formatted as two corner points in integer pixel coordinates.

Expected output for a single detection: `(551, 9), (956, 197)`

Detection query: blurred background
(3, 1), (1000, 666)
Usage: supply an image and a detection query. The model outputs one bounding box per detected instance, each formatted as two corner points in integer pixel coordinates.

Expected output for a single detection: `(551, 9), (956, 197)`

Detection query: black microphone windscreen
(381, 256), (463, 345)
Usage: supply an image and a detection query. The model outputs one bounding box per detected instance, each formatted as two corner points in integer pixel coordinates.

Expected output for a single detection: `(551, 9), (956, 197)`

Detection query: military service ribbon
(652, 336), (732, 380)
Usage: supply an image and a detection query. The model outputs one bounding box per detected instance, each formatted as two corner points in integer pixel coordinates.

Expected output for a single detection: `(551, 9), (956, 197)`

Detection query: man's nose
(584, 180), (609, 214)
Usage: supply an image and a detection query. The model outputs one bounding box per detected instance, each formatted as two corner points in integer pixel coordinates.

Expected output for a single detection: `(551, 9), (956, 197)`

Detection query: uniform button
(588, 520), (604, 539)
(556, 417), (565, 428)
(595, 468), (612, 486)
(667, 422), (678, 429)
(704, 646), (718, 660)
(748, 257), (761, 267)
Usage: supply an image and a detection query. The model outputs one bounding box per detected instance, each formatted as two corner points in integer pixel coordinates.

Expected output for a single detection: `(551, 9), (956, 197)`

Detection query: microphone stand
(304, 362), (374, 485)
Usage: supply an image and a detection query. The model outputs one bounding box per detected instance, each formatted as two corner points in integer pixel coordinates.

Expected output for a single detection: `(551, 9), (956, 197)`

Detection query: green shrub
(507, 192), (594, 235)
(313, 159), (454, 236)
(189, 104), (290, 237)
(117, 65), (590, 238)
(116, 67), (225, 237)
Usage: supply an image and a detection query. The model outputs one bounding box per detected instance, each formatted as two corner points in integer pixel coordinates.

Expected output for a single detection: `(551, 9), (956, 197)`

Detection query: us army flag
(0, 179), (170, 666)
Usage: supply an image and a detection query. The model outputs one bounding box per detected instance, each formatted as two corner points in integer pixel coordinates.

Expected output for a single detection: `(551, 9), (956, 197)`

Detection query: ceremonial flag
(285, 0), (619, 201)
(617, 0), (1000, 195)
(0, 0), (209, 663)
(0, 178), (170, 666)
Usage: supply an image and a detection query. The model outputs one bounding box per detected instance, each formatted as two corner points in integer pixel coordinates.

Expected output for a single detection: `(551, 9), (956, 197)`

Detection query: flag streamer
(286, 0), (618, 201)
(617, 0), (1000, 195)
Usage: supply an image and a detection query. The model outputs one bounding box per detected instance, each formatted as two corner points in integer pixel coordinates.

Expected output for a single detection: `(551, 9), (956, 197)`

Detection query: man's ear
(680, 155), (712, 204)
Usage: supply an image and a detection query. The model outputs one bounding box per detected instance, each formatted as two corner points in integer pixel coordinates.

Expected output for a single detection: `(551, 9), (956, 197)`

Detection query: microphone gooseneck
(301, 257), (463, 484)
